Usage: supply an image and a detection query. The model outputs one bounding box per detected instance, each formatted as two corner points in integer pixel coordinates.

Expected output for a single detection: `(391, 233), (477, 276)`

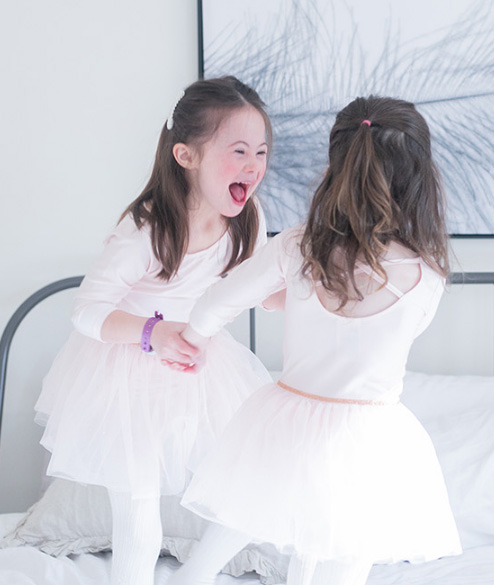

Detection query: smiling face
(182, 105), (268, 219)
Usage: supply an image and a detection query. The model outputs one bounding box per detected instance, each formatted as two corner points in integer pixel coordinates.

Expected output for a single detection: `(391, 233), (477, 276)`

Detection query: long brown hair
(122, 76), (272, 280)
(301, 96), (449, 307)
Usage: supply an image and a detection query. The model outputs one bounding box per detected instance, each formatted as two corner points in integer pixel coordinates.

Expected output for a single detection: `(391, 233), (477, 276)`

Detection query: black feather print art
(202, 0), (494, 234)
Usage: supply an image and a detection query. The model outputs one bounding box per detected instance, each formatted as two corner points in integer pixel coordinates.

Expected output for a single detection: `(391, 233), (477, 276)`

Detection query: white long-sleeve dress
(35, 209), (272, 498)
(181, 226), (462, 564)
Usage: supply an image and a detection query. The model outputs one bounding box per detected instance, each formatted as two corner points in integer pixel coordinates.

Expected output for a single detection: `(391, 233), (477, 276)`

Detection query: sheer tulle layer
(182, 383), (462, 563)
(35, 330), (271, 498)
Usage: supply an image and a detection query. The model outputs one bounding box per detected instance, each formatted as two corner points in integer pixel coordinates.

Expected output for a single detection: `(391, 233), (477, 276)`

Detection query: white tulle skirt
(181, 383), (462, 564)
(35, 330), (272, 498)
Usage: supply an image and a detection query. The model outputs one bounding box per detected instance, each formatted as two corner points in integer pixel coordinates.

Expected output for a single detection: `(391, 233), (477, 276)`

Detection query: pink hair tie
(361, 119), (371, 126)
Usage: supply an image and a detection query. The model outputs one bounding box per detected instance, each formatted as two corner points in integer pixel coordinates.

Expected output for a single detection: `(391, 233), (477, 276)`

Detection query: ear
(173, 143), (198, 169)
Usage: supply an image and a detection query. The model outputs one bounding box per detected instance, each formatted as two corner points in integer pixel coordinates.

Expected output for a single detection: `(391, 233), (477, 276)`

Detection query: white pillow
(402, 371), (494, 550)
(0, 479), (289, 585)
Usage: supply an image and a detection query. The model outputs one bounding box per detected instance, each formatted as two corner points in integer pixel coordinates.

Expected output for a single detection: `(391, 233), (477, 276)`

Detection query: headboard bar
(0, 277), (83, 437)
(448, 272), (494, 284)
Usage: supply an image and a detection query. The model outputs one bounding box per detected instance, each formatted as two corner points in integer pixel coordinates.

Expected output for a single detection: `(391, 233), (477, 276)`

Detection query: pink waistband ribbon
(277, 380), (392, 406)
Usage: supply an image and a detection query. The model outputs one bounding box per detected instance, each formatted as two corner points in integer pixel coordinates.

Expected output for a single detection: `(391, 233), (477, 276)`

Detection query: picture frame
(198, 0), (494, 236)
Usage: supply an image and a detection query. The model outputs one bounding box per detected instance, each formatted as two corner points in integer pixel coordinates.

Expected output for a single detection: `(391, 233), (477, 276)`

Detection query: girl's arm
(72, 216), (153, 340)
(72, 216), (198, 365)
(100, 311), (198, 366)
(250, 197), (287, 311)
(183, 229), (291, 343)
(262, 288), (287, 311)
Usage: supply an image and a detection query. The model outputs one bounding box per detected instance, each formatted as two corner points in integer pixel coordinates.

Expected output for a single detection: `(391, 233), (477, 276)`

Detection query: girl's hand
(150, 321), (200, 372)
(163, 325), (209, 373)
(262, 288), (287, 311)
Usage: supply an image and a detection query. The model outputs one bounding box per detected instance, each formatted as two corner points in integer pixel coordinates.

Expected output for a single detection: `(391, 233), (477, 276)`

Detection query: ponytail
(332, 124), (397, 267)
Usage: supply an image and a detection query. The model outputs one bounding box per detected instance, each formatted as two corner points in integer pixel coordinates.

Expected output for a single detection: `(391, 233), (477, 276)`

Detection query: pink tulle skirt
(35, 330), (272, 498)
(181, 383), (462, 563)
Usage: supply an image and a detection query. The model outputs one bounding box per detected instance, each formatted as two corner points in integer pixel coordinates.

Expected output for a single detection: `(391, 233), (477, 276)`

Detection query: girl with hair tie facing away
(34, 76), (275, 585)
(169, 96), (462, 585)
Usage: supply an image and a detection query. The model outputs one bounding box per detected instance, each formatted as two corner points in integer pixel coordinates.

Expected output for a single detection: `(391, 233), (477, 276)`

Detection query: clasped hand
(150, 320), (205, 373)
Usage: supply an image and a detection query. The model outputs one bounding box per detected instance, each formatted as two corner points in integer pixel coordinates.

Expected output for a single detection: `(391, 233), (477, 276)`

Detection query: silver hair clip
(166, 90), (185, 130)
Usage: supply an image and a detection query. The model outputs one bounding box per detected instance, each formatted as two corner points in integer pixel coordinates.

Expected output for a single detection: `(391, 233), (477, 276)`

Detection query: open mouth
(229, 182), (249, 205)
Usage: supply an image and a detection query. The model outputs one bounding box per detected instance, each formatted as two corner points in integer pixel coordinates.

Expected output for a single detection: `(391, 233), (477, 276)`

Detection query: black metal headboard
(448, 272), (494, 284)
(0, 277), (83, 437)
(1, 272), (493, 437)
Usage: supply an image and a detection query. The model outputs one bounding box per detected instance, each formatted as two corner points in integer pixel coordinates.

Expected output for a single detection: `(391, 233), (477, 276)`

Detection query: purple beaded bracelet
(140, 311), (164, 352)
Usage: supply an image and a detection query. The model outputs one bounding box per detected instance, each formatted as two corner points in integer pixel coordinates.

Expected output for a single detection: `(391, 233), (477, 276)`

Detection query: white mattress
(1, 512), (494, 585)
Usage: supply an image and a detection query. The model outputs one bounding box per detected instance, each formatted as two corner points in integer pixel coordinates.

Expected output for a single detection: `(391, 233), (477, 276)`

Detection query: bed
(0, 273), (493, 585)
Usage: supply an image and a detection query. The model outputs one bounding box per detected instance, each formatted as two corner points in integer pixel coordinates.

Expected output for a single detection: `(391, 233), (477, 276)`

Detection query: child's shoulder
(267, 224), (305, 272)
(104, 212), (152, 247)
(272, 223), (304, 240)
(274, 223), (305, 251)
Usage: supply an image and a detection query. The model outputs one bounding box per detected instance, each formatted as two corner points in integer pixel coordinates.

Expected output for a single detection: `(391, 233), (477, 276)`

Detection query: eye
(257, 150), (267, 157)
(234, 149), (245, 155)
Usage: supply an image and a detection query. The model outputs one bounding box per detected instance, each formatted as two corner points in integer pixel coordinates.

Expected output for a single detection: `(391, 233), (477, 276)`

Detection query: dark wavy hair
(122, 76), (272, 280)
(301, 95), (449, 307)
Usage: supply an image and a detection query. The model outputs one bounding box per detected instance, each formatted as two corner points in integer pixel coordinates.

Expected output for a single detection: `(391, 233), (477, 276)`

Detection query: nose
(243, 157), (255, 173)
(243, 154), (264, 175)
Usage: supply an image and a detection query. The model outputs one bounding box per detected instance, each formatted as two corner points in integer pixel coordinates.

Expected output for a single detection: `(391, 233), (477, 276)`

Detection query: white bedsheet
(367, 548), (494, 585)
(0, 513), (260, 585)
(0, 548), (264, 585)
(1, 513), (494, 585)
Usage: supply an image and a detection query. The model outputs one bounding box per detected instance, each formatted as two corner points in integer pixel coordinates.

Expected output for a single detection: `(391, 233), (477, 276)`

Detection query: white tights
(167, 523), (372, 585)
(109, 490), (162, 585)
(167, 523), (251, 585)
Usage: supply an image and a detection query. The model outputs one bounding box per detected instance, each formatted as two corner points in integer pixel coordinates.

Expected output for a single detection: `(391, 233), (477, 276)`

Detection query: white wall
(0, 0), (199, 334)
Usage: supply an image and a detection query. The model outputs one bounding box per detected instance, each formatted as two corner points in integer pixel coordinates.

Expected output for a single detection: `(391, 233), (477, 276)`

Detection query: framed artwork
(198, 0), (494, 235)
